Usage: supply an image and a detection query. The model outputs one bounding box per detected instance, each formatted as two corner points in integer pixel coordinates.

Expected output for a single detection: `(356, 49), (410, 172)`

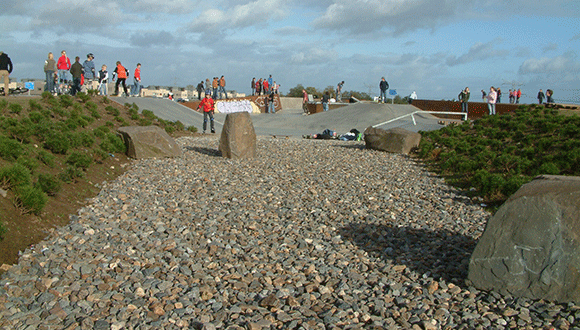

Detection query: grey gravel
(1, 136), (579, 330)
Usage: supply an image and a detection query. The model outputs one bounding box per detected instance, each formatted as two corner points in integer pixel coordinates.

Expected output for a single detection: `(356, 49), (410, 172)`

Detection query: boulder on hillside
(219, 112), (257, 159)
(468, 175), (580, 303)
(364, 126), (421, 154)
(117, 126), (182, 159)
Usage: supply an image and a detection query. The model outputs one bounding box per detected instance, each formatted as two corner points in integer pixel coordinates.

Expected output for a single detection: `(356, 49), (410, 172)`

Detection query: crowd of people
(42, 50), (142, 97)
(250, 75), (280, 96)
(459, 86), (556, 117)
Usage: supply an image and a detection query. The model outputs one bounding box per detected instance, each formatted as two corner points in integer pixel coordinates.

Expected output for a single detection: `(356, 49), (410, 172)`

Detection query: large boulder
(468, 175), (580, 303)
(117, 126), (182, 159)
(219, 112), (257, 159)
(364, 126), (421, 154)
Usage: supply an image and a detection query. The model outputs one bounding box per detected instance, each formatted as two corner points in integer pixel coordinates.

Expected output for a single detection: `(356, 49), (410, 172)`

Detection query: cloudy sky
(2, 0), (579, 103)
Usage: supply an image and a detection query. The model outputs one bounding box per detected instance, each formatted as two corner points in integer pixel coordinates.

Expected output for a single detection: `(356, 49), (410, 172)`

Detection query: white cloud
(519, 51), (580, 75)
(446, 40), (509, 66)
(188, 0), (287, 33)
(311, 0), (468, 36)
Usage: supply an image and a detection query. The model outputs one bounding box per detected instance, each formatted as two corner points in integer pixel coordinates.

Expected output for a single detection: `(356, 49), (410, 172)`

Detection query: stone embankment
(1, 137), (578, 329)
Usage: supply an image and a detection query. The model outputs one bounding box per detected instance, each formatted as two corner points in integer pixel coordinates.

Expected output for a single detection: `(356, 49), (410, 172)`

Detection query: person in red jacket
(132, 63), (141, 97)
(56, 50), (71, 90)
(197, 93), (215, 133)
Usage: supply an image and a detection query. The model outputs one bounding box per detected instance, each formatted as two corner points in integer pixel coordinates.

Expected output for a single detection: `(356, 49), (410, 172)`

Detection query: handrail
(372, 111), (467, 128)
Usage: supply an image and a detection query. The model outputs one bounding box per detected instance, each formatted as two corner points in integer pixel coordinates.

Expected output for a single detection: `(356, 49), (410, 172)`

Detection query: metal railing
(372, 110), (467, 128)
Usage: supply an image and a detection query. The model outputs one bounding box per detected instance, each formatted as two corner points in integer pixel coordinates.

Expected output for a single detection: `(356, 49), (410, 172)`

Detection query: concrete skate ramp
(112, 96), (446, 137)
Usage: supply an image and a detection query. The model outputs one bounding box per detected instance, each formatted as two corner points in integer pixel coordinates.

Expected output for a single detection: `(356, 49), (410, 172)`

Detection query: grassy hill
(416, 104), (580, 208)
(0, 92), (196, 267)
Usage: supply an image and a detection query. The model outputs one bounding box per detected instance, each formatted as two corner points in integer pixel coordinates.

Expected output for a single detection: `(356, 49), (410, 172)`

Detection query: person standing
(82, 53), (96, 91)
(69, 56), (83, 96)
(219, 75), (227, 99)
(496, 88), (502, 103)
(56, 50), (71, 88)
(516, 88), (521, 104)
(205, 78), (211, 95)
(251, 77), (256, 95)
(132, 63), (141, 97)
(196, 81), (204, 100)
(336, 81), (344, 102)
(212, 77), (218, 99)
(379, 77), (389, 103)
(256, 78), (262, 96)
(44, 52), (57, 94)
(458, 87), (470, 118)
(486, 86), (497, 115)
(98, 64), (108, 96)
(113, 61), (129, 96)
(481, 89), (487, 101)
(268, 91), (276, 114)
(267, 75), (273, 90)
(546, 89), (554, 103)
(302, 89), (309, 113)
(0, 51), (13, 96)
(197, 93), (215, 134)
(262, 78), (269, 95)
(508, 89), (514, 104)
(409, 91), (417, 104)
(537, 89), (545, 104)
(322, 91), (330, 112)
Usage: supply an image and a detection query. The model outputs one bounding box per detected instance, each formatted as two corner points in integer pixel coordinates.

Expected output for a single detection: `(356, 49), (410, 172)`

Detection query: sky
(1, 0), (580, 104)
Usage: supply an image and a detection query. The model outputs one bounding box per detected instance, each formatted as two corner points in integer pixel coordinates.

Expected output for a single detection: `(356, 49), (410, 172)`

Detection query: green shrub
(0, 99), (8, 111)
(100, 133), (126, 154)
(538, 162), (559, 175)
(16, 184), (48, 215)
(78, 131), (95, 147)
(93, 125), (110, 138)
(76, 92), (90, 103)
(35, 173), (61, 196)
(0, 135), (24, 161)
(51, 105), (68, 118)
(0, 163), (32, 188)
(8, 103), (23, 114)
(29, 99), (43, 112)
(105, 105), (120, 116)
(93, 148), (110, 163)
(165, 125), (175, 134)
(28, 111), (44, 124)
(44, 132), (70, 154)
(37, 149), (55, 167)
(59, 94), (74, 108)
(187, 126), (198, 133)
(16, 156), (39, 171)
(142, 109), (156, 120)
(138, 118), (152, 126)
(59, 165), (84, 183)
(101, 96), (110, 104)
(66, 151), (93, 169)
(41, 91), (54, 101)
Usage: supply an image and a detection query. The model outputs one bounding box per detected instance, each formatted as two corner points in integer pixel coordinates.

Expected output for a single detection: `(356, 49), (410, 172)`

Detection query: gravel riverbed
(1, 136), (579, 330)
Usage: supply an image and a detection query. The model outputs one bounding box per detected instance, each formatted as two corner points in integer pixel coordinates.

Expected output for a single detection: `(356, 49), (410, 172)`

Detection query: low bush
(8, 103), (23, 114)
(43, 132), (70, 154)
(35, 173), (61, 196)
(59, 94), (74, 108)
(59, 165), (84, 183)
(16, 184), (48, 215)
(66, 151), (93, 169)
(37, 149), (55, 167)
(0, 163), (32, 189)
(100, 133), (126, 154)
(0, 135), (24, 161)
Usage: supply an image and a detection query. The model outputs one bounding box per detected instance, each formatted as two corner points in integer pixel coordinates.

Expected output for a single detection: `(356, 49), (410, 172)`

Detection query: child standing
(98, 65), (108, 96)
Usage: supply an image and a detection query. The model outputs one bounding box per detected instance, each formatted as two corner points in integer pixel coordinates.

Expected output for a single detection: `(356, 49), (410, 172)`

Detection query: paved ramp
(111, 96), (446, 137)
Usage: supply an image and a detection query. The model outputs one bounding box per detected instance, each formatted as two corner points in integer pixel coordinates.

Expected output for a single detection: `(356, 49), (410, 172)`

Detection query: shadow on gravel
(186, 146), (222, 157)
(339, 222), (477, 283)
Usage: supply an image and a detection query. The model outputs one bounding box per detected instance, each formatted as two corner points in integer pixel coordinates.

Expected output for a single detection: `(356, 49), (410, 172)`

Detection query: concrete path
(111, 96), (449, 138)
